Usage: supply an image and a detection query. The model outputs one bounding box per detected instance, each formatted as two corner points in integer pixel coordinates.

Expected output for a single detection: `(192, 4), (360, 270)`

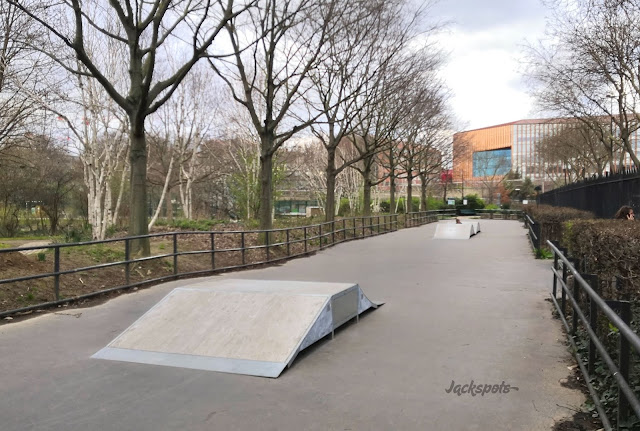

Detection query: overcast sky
(429, 0), (550, 131)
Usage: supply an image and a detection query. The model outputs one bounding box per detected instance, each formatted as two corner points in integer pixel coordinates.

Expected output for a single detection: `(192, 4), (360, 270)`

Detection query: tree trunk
(420, 174), (427, 211)
(325, 148), (336, 222)
(149, 154), (174, 230)
(129, 116), (150, 256)
(111, 160), (127, 228)
(166, 188), (173, 221)
(363, 163), (372, 217)
(406, 174), (413, 214)
(443, 181), (448, 203)
(259, 142), (274, 232)
(389, 168), (396, 215)
(102, 183), (112, 239)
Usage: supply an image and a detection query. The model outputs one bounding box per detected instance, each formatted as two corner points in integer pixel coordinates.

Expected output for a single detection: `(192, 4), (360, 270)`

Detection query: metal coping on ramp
(92, 279), (383, 378)
(433, 222), (479, 240)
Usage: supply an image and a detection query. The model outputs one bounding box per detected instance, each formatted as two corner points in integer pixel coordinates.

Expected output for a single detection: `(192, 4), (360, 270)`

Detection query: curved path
(0, 220), (583, 430)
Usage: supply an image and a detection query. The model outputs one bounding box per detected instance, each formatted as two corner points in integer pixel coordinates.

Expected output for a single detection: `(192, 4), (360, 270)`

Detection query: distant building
(453, 119), (564, 182)
(453, 118), (640, 184)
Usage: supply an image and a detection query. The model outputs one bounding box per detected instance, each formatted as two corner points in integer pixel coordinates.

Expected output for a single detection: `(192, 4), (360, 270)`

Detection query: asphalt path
(0, 219), (583, 430)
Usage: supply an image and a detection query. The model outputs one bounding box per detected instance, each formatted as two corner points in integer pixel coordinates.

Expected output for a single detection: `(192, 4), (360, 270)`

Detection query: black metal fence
(523, 214), (541, 250)
(549, 241), (640, 430)
(0, 211), (451, 319)
(476, 209), (523, 220)
(539, 168), (640, 218)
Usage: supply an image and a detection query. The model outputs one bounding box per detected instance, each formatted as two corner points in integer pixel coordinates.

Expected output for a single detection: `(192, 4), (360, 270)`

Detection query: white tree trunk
(149, 153), (175, 230)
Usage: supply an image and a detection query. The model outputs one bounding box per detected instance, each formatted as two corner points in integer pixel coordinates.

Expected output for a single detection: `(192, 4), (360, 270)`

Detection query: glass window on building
(472, 148), (512, 177)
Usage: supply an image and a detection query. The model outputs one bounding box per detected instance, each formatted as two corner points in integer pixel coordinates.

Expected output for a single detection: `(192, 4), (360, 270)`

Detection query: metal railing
(475, 209), (524, 220)
(523, 214), (541, 250)
(548, 240), (640, 431)
(0, 211), (447, 318)
(405, 209), (456, 227)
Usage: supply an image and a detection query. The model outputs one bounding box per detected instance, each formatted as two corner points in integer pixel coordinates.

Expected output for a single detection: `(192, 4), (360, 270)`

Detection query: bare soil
(0, 223), (353, 323)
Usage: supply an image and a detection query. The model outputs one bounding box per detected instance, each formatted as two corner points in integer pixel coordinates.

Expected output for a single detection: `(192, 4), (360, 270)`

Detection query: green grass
(155, 218), (228, 231)
(74, 244), (126, 263)
(534, 248), (554, 259)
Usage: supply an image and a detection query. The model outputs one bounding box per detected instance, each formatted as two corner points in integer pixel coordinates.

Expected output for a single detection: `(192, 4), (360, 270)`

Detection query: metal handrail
(548, 240), (640, 429)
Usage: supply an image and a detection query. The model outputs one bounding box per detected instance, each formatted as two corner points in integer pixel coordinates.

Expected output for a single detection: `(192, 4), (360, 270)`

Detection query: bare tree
(537, 120), (609, 185)
(0, 1), (45, 164)
(351, 46), (444, 215)
(208, 0), (349, 231)
(526, 0), (640, 171)
(473, 149), (512, 204)
(147, 65), (221, 227)
(307, 0), (433, 221)
(11, 0), (252, 254)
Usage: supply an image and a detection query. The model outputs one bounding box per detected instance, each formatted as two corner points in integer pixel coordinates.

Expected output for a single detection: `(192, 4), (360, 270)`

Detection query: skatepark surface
(0, 220), (583, 430)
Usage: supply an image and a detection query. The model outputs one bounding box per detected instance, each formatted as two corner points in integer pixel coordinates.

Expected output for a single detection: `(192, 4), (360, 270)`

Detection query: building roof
(454, 117), (571, 135)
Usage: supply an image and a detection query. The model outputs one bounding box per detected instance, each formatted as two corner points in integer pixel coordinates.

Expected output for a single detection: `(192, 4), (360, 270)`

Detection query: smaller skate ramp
(433, 223), (475, 240)
(92, 279), (382, 378)
(461, 221), (481, 235)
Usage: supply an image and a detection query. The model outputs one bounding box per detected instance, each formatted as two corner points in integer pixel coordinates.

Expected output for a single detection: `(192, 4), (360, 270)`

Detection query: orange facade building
(453, 119), (570, 182)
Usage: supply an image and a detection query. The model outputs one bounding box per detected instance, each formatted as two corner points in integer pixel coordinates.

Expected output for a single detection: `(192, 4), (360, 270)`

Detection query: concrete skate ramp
(460, 221), (481, 235)
(433, 223), (475, 240)
(92, 279), (382, 378)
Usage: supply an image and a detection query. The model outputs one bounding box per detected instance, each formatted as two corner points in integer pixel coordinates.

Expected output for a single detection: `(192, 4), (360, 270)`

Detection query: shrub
(459, 194), (485, 210)
(338, 198), (352, 216)
(560, 219), (640, 428)
(563, 219), (640, 299)
(64, 224), (93, 243)
(525, 205), (594, 248)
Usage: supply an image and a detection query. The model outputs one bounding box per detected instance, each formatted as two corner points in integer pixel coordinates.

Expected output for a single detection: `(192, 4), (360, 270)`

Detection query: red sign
(440, 169), (453, 183)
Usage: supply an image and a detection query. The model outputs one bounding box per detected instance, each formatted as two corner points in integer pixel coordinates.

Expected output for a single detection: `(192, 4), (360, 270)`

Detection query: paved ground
(0, 220), (583, 431)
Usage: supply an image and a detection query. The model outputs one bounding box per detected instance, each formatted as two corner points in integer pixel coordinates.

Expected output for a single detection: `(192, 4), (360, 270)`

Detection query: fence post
(319, 224), (323, 248)
(173, 233), (178, 277)
(572, 271), (580, 336)
(266, 230), (270, 261)
(210, 233), (215, 270)
(286, 229), (290, 256)
(377, 216), (380, 234)
(618, 301), (632, 426)
(54, 246), (60, 301)
(552, 247), (559, 297)
(241, 232), (246, 265)
(332, 221), (335, 244)
(343, 219), (346, 240)
(362, 218), (365, 237)
(586, 274), (599, 375)
(561, 257), (568, 317)
(125, 238), (131, 286)
(304, 227), (308, 253)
